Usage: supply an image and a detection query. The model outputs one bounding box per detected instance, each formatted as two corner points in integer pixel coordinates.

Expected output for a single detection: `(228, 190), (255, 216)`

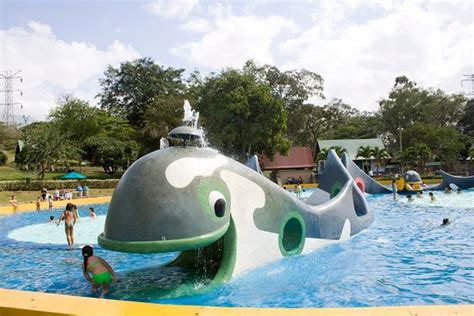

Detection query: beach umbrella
(60, 172), (87, 180)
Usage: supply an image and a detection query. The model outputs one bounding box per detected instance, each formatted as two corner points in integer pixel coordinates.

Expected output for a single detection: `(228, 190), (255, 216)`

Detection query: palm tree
(414, 143), (431, 172)
(371, 146), (390, 173)
(329, 146), (347, 157)
(396, 150), (412, 172)
(317, 148), (329, 162)
(357, 145), (372, 173)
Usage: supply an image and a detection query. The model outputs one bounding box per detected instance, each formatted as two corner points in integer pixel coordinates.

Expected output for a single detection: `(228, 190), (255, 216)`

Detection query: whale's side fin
(429, 170), (474, 190)
(305, 187), (330, 206)
(340, 152), (392, 194)
(308, 180), (373, 239)
(244, 155), (263, 175)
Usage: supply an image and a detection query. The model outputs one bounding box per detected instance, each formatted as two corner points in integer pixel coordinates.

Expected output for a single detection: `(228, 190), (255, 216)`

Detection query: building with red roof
(259, 147), (315, 185)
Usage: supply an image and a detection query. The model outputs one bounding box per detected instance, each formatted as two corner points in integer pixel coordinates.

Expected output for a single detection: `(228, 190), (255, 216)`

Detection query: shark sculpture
(428, 170), (474, 191)
(98, 127), (373, 296)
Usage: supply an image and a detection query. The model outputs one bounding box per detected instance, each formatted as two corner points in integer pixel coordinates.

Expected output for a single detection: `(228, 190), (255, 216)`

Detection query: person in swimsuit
(81, 245), (117, 298)
(57, 203), (77, 247)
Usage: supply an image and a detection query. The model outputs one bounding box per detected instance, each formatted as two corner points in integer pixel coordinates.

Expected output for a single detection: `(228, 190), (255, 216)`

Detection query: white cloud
(180, 18), (210, 33)
(145, 0), (200, 19)
(0, 21), (140, 121)
(171, 12), (296, 69)
(280, 1), (474, 111)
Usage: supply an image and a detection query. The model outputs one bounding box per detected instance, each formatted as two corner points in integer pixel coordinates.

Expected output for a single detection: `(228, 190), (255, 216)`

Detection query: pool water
(0, 190), (473, 307)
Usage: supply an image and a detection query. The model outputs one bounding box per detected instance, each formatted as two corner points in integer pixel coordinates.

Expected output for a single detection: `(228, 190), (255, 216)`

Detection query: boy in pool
(81, 245), (117, 298)
(407, 195), (414, 202)
(429, 192), (436, 202)
(89, 207), (96, 219)
(57, 203), (78, 248)
(441, 218), (451, 226)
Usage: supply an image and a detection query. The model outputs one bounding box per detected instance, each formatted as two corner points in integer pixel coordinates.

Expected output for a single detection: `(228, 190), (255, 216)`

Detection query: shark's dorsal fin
(244, 155), (263, 175)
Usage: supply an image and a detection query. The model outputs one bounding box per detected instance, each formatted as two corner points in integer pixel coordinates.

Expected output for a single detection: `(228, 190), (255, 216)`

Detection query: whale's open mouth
(167, 218), (236, 285)
(98, 218), (237, 294)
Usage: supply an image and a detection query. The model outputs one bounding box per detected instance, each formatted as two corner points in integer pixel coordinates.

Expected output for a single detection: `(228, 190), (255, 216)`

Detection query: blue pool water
(0, 190), (473, 307)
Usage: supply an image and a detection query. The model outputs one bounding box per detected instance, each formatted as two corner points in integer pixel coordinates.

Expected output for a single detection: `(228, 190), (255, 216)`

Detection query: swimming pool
(0, 190), (473, 307)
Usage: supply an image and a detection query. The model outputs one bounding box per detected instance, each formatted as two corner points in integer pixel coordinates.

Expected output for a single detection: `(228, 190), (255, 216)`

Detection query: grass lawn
(0, 150), (121, 180)
(0, 188), (116, 206)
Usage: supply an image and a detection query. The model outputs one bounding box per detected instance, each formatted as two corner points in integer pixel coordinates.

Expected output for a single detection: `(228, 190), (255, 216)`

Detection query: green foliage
(191, 68), (290, 161)
(140, 95), (184, 153)
(49, 95), (102, 145)
(401, 123), (464, 162)
(379, 76), (466, 152)
(0, 151), (7, 166)
(0, 123), (21, 150)
(83, 136), (139, 175)
(357, 145), (373, 172)
(242, 60), (324, 141)
(458, 99), (474, 136)
(97, 57), (186, 127)
(371, 146), (390, 170)
(19, 122), (80, 180)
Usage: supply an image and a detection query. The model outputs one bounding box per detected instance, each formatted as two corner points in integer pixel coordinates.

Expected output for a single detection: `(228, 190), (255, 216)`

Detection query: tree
(317, 148), (329, 162)
(0, 123), (20, 150)
(191, 68), (290, 161)
(20, 122), (80, 179)
(329, 146), (347, 157)
(49, 95), (101, 147)
(357, 145), (373, 173)
(379, 76), (466, 152)
(140, 95), (184, 153)
(242, 60), (324, 140)
(458, 99), (474, 136)
(83, 136), (139, 175)
(97, 57), (186, 128)
(371, 146), (390, 172)
(402, 123), (464, 162)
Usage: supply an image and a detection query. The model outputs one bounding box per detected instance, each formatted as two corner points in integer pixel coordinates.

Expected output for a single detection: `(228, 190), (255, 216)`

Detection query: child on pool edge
(81, 245), (117, 298)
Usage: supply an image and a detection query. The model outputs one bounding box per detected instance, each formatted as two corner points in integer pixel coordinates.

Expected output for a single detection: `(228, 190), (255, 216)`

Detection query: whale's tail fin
(340, 152), (392, 194)
(244, 155), (263, 175)
(429, 170), (474, 191)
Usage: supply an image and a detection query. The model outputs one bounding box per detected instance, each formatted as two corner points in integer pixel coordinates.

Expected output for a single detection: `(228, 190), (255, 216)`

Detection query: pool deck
(0, 196), (112, 215)
(1, 190), (470, 315)
(0, 289), (472, 316)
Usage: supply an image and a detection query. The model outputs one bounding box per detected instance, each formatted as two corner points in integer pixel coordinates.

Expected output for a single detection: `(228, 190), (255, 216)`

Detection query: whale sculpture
(98, 127), (373, 296)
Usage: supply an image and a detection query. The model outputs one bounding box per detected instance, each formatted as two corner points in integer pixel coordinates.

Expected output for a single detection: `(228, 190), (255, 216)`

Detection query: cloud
(171, 11), (296, 69)
(280, 1), (474, 111)
(145, 0), (200, 19)
(0, 21), (140, 121)
(180, 18), (210, 33)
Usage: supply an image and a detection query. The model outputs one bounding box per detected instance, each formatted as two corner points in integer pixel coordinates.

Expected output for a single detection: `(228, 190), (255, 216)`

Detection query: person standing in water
(391, 180), (397, 200)
(57, 203), (77, 248)
(81, 245), (117, 298)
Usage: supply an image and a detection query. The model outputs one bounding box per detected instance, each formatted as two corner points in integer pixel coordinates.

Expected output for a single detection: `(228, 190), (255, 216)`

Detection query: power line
(0, 70), (23, 126)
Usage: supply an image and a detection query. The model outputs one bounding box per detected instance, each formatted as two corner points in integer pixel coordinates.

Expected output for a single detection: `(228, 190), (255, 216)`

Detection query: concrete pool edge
(0, 196), (112, 214)
(0, 289), (472, 316)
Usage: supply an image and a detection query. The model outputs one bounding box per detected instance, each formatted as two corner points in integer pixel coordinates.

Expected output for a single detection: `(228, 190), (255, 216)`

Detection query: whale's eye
(209, 191), (226, 217)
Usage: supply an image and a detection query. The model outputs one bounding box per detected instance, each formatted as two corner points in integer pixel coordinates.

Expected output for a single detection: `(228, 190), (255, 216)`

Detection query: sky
(1, 0), (473, 122)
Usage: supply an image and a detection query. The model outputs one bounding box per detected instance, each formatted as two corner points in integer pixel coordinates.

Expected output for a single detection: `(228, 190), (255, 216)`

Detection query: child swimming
(81, 245), (117, 298)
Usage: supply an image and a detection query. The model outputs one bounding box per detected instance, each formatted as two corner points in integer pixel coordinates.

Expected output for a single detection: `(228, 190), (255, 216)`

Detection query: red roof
(259, 147), (315, 170)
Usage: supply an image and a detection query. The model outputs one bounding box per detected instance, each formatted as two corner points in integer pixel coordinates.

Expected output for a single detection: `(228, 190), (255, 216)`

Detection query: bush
(0, 151), (7, 166)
